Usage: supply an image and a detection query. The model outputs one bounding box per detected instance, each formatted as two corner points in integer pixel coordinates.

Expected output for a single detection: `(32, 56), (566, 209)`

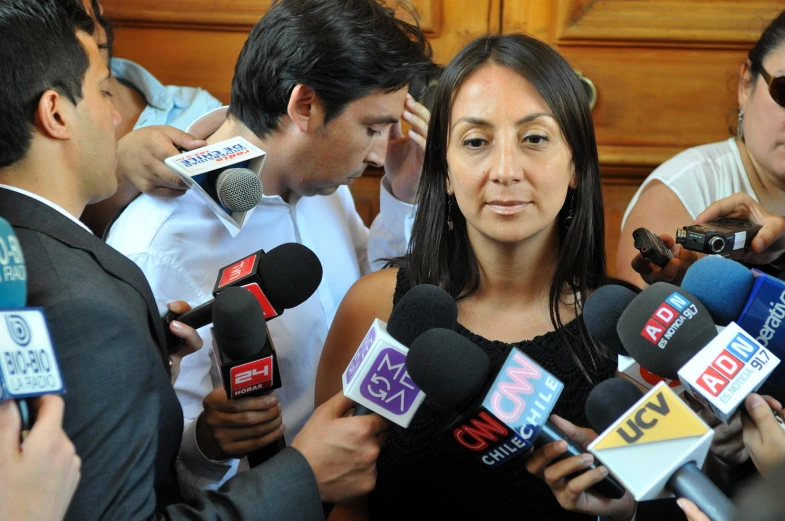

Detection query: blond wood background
(103, 0), (784, 277)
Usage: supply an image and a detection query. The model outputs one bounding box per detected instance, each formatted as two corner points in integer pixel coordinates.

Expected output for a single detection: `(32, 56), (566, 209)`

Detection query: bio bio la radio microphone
(211, 286), (285, 468)
(681, 255), (785, 400)
(163, 242), (323, 352)
(407, 328), (626, 499)
(587, 378), (735, 521)
(585, 285), (683, 392)
(343, 284), (458, 425)
(0, 217), (65, 432)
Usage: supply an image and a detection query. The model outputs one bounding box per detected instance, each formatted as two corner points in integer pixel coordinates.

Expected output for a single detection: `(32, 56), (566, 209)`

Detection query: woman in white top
(619, 10), (785, 287)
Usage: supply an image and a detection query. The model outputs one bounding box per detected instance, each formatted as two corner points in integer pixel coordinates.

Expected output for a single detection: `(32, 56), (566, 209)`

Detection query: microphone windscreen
(585, 378), (643, 433)
(406, 328), (491, 411)
(617, 282), (717, 380)
(213, 286), (268, 359)
(216, 168), (264, 212)
(0, 217), (26, 308)
(584, 285), (639, 356)
(681, 256), (754, 326)
(259, 243), (323, 309)
(387, 284), (458, 347)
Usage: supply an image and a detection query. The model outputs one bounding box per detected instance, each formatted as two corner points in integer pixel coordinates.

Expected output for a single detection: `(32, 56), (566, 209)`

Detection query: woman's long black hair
(393, 33), (609, 379)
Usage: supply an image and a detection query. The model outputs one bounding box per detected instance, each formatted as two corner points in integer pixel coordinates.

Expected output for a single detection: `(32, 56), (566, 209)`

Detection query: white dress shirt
(106, 107), (413, 496)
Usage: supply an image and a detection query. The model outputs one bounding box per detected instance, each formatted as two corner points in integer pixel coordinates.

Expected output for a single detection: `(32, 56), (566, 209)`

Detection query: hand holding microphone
(0, 396), (81, 521)
(164, 300), (203, 386)
(741, 393), (785, 476)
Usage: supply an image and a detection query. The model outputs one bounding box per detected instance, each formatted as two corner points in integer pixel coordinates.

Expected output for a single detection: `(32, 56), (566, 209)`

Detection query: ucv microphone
(342, 284), (458, 426)
(587, 378), (735, 521)
(407, 327), (626, 499)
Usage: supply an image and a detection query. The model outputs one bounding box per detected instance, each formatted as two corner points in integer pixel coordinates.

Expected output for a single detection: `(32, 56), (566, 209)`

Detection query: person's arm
(314, 268), (398, 521)
(0, 396), (81, 521)
(617, 180), (700, 288)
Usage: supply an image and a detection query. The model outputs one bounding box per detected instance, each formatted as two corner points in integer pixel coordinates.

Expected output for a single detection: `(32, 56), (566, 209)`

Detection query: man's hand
(696, 193), (785, 265)
(524, 415), (636, 521)
(291, 392), (388, 503)
(0, 396), (81, 521)
(196, 387), (284, 461)
(630, 233), (699, 286)
(384, 94), (430, 204)
(116, 125), (206, 198)
(165, 301), (203, 386)
(742, 393), (785, 476)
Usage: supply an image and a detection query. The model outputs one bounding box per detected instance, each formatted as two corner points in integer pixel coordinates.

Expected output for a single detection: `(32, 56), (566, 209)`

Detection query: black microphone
(349, 284), (458, 418)
(163, 242), (323, 352)
(406, 328), (626, 499)
(210, 287), (283, 468)
(586, 378), (736, 521)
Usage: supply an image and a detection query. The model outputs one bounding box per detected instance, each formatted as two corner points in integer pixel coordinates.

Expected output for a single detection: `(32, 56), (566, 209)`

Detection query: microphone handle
(667, 462), (736, 521)
(162, 299), (215, 352)
(537, 421), (627, 500)
(353, 405), (373, 416)
(247, 436), (286, 468)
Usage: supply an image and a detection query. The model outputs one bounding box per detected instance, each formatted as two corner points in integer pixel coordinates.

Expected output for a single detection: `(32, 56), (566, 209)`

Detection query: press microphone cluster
(405, 325), (626, 498)
(163, 242), (323, 352)
(0, 217), (65, 431)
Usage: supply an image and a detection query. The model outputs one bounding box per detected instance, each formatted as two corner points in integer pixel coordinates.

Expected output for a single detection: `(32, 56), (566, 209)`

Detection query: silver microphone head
(216, 168), (263, 212)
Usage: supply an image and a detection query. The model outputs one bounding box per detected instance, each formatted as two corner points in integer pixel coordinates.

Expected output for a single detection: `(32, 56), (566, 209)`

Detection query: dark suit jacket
(0, 188), (324, 521)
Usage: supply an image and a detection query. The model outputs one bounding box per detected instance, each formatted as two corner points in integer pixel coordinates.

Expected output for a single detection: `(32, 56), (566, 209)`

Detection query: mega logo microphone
(682, 255), (785, 398)
(587, 379), (735, 521)
(616, 282), (780, 424)
(163, 242), (323, 352)
(165, 137), (266, 236)
(585, 284), (683, 392)
(407, 327), (626, 499)
(0, 218), (64, 431)
(0, 217), (26, 308)
(210, 286), (284, 467)
(342, 284), (458, 426)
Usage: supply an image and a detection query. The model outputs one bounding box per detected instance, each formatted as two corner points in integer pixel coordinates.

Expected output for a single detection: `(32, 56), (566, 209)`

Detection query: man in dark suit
(0, 1), (385, 519)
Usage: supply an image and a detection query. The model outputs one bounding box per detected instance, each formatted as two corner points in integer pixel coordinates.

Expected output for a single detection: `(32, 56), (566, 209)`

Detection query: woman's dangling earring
(564, 191), (575, 228)
(446, 194), (454, 232)
(737, 108), (745, 141)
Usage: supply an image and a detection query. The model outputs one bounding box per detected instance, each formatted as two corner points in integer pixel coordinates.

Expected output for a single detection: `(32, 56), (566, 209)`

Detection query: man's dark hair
(90, 0), (115, 60)
(228, 0), (433, 138)
(0, 0), (94, 168)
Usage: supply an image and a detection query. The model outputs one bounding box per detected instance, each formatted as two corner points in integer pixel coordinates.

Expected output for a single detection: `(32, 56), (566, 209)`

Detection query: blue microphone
(0, 216), (27, 308)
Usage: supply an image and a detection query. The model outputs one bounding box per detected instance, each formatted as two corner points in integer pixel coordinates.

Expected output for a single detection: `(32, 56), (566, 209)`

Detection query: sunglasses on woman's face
(759, 67), (785, 107)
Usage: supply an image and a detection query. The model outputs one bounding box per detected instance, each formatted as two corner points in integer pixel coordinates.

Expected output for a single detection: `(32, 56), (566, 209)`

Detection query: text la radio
(452, 350), (563, 467)
(230, 357), (274, 398)
(696, 333), (772, 404)
(640, 292), (699, 349)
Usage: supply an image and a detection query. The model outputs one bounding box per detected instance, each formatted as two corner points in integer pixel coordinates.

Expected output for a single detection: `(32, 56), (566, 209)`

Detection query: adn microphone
(163, 242), (323, 351)
(211, 286), (284, 468)
(0, 217), (26, 308)
(587, 379), (735, 521)
(585, 285), (683, 392)
(682, 256), (785, 398)
(342, 284), (458, 425)
(407, 328), (626, 499)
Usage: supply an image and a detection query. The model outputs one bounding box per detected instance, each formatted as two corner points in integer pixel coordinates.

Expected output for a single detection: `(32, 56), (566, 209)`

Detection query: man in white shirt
(106, 0), (433, 496)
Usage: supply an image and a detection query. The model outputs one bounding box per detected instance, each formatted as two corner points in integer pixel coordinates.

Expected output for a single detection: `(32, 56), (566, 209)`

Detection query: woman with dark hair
(315, 33), (635, 520)
(620, 10), (785, 287)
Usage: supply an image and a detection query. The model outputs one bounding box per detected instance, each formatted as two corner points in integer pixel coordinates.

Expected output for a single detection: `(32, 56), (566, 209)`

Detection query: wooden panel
(348, 172), (384, 228)
(602, 179), (646, 278)
(555, 1), (782, 46)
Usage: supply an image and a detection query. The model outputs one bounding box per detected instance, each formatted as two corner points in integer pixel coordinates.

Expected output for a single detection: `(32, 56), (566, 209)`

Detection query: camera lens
(708, 236), (726, 253)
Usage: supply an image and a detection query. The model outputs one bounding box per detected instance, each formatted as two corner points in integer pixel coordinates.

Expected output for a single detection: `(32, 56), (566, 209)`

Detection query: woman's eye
(524, 134), (549, 145)
(463, 138), (486, 148)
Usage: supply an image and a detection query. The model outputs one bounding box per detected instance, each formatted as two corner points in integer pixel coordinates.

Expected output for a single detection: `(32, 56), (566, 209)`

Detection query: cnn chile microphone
(407, 328), (626, 499)
(210, 286), (284, 467)
(342, 284), (458, 425)
(585, 284), (684, 392)
(586, 378), (735, 521)
(163, 242), (323, 352)
(681, 255), (785, 399)
(0, 218), (65, 431)
(616, 282), (781, 424)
